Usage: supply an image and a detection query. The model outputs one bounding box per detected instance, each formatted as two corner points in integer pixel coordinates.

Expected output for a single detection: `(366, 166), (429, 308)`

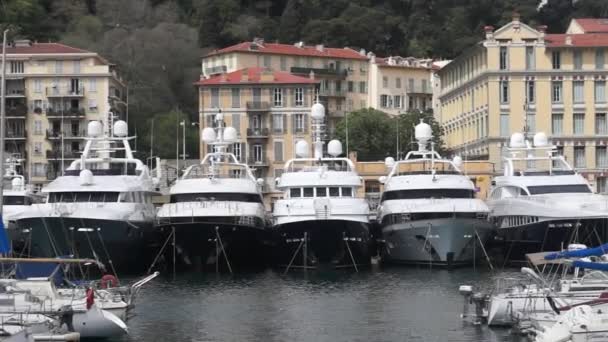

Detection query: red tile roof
(546, 33), (608, 47)
(6, 42), (92, 54)
(195, 67), (320, 86)
(206, 42), (368, 60)
(573, 18), (608, 33)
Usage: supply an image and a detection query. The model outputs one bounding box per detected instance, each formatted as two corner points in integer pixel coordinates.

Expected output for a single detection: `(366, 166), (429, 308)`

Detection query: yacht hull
(381, 218), (494, 267)
(493, 218), (608, 263)
(273, 219), (371, 269)
(157, 217), (271, 271)
(15, 217), (155, 273)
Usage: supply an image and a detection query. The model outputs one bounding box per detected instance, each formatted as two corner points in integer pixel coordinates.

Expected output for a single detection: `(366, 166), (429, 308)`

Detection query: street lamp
(179, 120), (185, 161)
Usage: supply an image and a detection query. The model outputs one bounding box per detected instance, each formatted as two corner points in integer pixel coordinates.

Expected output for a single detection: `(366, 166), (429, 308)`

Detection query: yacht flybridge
(487, 132), (608, 262)
(156, 112), (269, 271)
(272, 103), (371, 269)
(15, 117), (160, 272)
(377, 120), (493, 267)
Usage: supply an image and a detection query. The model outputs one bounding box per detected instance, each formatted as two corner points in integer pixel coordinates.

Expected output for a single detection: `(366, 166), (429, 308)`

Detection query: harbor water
(114, 266), (527, 342)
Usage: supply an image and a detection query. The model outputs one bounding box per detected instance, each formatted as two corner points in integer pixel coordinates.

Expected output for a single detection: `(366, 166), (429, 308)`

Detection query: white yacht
(15, 118), (159, 272)
(487, 132), (608, 263)
(377, 120), (493, 267)
(156, 113), (269, 270)
(272, 103), (371, 269)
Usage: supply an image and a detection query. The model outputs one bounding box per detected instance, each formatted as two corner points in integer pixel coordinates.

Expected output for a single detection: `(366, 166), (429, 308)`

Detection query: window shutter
(292, 114), (296, 133)
(303, 88), (309, 107)
(303, 114), (309, 133)
(232, 114), (240, 134)
(283, 114), (287, 133)
(290, 88), (295, 107)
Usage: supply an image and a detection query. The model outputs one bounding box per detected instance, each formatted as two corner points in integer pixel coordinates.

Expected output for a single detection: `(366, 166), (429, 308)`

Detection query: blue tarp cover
(572, 260), (608, 271)
(544, 243), (608, 260)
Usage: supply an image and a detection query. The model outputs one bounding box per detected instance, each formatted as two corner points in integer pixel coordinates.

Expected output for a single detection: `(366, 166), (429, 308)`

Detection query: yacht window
(4, 196), (28, 205)
(75, 193), (90, 202)
(170, 193), (262, 203)
(519, 188), (528, 196)
(104, 193), (119, 202)
(342, 187), (353, 197)
(303, 187), (314, 197)
(329, 187), (340, 197)
(381, 189), (474, 201)
(89, 192), (105, 202)
(47, 192), (120, 203)
(290, 188), (301, 198)
(527, 184), (591, 195)
(316, 187), (327, 197)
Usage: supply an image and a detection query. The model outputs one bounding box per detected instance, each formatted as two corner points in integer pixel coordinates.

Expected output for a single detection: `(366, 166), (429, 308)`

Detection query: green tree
(139, 110), (199, 160)
(335, 108), (395, 161)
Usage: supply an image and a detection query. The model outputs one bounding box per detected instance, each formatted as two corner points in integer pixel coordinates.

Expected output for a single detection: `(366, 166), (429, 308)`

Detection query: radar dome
(327, 140), (342, 157)
(415, 120), (432, 142)
(11, 177), (23, 191)
(216, 112), (224, 122)
(311, 103), (325, 120)
(79, 169), (94, 186)
(295, 140), (310, 158)
(385, 156), (395, 168)
(509, 132), (525, 148)
(201, 127), (216, 143)
(113, 120), (128, 137)
(533, 132), (549, 147)
(453, 155), (463, 168)
(223, 127), (237, 143)
(87, 121), (103, 137)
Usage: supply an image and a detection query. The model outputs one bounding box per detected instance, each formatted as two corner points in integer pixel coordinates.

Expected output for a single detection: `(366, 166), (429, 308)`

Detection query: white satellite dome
(509, 132), (525, 148)
(223, 126), (237, 143)
(533, 132), (549, 147)
(201, 127), (216, 143)
(327, 140), (342, 157)
(414, 119), (432, 142)
(385, 156), (395, 168)
(79, 169), (94, 186)
(113, 120), (128, 137)
(295, 140), (310, 158)
(87, 121), (103, 137)
(11, 177), (23, 191)
(453, 155), (463, 168)
(311, 102), (325, 120)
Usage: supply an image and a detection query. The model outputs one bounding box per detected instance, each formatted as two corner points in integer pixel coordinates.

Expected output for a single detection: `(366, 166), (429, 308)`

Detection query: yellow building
(3, 40), (126, 190)
(196, 67), (318, 206)
(437, 15), (608, 192)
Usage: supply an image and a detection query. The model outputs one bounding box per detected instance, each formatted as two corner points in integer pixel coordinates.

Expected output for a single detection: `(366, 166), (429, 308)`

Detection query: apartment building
(437, 15), (608, 191)
(196, 67), (318, 206)
(367, 56), (434, 115)
(3, 40), (126, 189)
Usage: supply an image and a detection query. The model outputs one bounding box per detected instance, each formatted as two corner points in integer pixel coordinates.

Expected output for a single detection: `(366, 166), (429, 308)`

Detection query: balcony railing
(406, 84), (432, 94)
(290, 67), (347, 78)
(46, 129), (86, 139)
(247, 127), (269, 138)
(205, 65), (227, 75)
(7, 106), (27, 117)
(6, 129), (26, 139)
(46, 107), (86, 117)
(246, 101), (271, 111)
(45, 86), (85, 97)
(46, 150), (79, 159)
(5, 88), (26, 97)
(319, 88), (346, 97)
(247, 157), (269, 166)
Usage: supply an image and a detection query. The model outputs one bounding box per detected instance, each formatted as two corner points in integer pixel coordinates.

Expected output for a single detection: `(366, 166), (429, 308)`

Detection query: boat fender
(100, 274), (119, 289)
(86, 287), (95, 310)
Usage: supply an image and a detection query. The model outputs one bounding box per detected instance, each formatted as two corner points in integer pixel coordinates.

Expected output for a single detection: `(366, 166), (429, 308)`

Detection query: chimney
(537, 25), (547, 43)
(315, 44), (324, 52)
(253, 37), (265, 46)
(359, 48), (366, 56)
(512, 11), (520, 23)
(565, 35), (572, 46)
(294, 41), (304, 48)
(13, 39), (31, 47)
(484, 26), (495, 41)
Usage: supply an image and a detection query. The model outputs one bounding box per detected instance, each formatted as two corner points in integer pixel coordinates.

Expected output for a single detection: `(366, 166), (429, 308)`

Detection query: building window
(597, 146), (608, 168)
(552, 51), (561, 70)
(598, 177), (608, 193)
(295, 88), (303, 106)
(55, 61), (63, 74)
(280, 56), (287, 71)
(232, 143), (242, 161)
(359, 81), (366, 93)
(500, 80), (509, 103)
(253, 144), (263, 162)
(33, 120), (42, 135)
(572, 81), (585, 103)
(231, 88), (240, 108)
(596, 113), (607, 135)
(273, 88), (283, 107)
(348, 81), (354, 92)
(294, 113), (305, 133)
(263, 55), (271, 68)
(499, 46), (508, 70)
(500, 113), (509, 137)
(526, 112), (536, 133)
(574, 113), (585, 135)
(10, 61), (24, 74)
(597, 49), (605, 69)
(34, 80), (42, 93)
(380, 95), (389, 108)
(33, 163), (46, 177)
(396, 77), (401, 88)
(408, 96), (415, 110)
(89, 79), (96, 92)
(574, 146), (586, 168)
(552, 81), (562, 103)
(525, 46), (535, 70)
(574, 50), (583, 70)
(422, 79), (428, 92)
(274, 141), (283, 161)
(408, 78), (414, 91)
(552, 113), (563, 135)
(210, 88), (219, 107)
(73, 60), (80, 73)
(595, 81), (606, 103)
(382, 76), (388, 88)
(272, 114), (284, 134)
(394, 95), (402, 109)
(526, 80), (535, 104)
(314, 87), (319, 103)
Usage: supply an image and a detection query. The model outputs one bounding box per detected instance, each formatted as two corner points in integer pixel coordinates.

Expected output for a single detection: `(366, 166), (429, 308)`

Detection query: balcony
(205, 65), (227, 76)
(246, 101), (271, 112)
(290, 67), (347, 79)
(46, 150), (79, 159)
(5, 88), (26, 98)
(45, 86), (85, 97)
(247, 127), (269, 138)
(318, 88), (346, 98)
(46, 107), (86, 117)
(6, 129), (26, 139)
(46, 129), (86, 140)
(7, 105), (27, 117)
(406, 84), (432, 95)
(247, 157), (269, 167)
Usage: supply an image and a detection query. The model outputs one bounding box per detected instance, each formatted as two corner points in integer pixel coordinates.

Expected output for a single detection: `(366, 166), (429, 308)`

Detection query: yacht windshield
(170, 192), (262, 203)
(381, 188), (474, 201)
(48, 192), (120, 203)
(527, 184), (591, 195)
(4, 196), (30, 205)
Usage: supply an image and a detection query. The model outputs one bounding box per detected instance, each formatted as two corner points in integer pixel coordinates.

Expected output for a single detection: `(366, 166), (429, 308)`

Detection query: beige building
(196, 67), (318, 206)
(3, 40), (126, 189)
(437, 16), (608, 192)
(367, 56), (434, 115)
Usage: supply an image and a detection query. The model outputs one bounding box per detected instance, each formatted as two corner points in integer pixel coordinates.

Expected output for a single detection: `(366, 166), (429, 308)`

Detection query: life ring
(100, 274), (119, 289)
